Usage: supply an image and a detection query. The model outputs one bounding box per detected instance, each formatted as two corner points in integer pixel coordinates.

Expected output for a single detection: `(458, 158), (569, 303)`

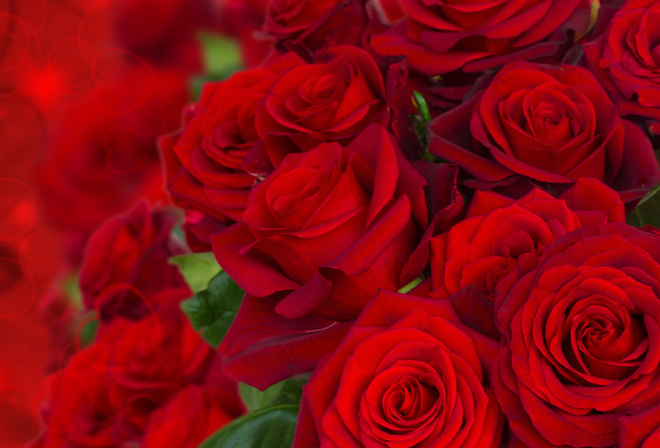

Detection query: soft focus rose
(293, 290), (504, 447)
(264, 0), (367, 57)
(583, 0), (660, 129)
(370, 0), (593, 75)
(256, 45), (390, 167)
(34, 303), (235, 447)
(78, 202), (188, 322)
(428, 179), (624, 337)
(492, 223), (660, 447)
(160, 52), (305, 245)
(141, 383), (242, 448)
(429, 62), (660, 205)
(212, 124), (427, 322)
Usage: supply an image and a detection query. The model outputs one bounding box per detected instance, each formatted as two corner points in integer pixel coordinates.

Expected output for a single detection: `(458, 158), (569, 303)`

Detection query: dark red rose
(370, 0), (593, 75)
(35, 304), (231, 447)
(160, 52), (305, 235)
(429, 62), (660, 206)
(492, 223), (660, 447)
(212, 124), (427, 322)
(294, 290), (504, 448)
(583, 0), (660, 129)
(264, 0), (367, 57)
(141, 383), (241, 448)
(428, 179), (624, 337)
(255, 45), (391, 167)
(78, 202), (189, 322)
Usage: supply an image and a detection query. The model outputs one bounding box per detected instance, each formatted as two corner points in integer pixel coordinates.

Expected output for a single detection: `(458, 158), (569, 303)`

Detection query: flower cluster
(28, 0), (660, 446)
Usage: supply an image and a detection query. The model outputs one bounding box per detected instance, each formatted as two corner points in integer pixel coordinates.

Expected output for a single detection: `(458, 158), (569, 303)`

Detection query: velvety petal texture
(370, 0), (591, 75)
(213, 124), (427, 323)
(493, 223), (660, 447)
(428, 61), (660, 205)
(583, 0), (660, 125)
(294, 290), (504, 448)
(428, 179), (624, 338)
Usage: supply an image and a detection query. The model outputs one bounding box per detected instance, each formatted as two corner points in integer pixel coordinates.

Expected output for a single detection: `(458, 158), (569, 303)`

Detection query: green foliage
(180, 270), (243, 347)
(398, 275), (425, 294)
(191, 33), (243, 100)
(170, 252), (222, 294)
(239, 376), (307, 412)
(626, 184), (660, 228)
(198, 404), (299, 448)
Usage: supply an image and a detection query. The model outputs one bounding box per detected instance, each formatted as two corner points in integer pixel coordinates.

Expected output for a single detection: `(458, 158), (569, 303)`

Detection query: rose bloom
(428, 179), (624, 337)
(34, 304), (238, 447)
(492, 223), (660, 447)
(429, 62), (660, 205)
(78, 202), (189, 321)
(293, 290), (504, 448)
(264, 0), (367, 56)
(370, 0), (593, 75)
(212, 124), (427, 323)
(160, 52), (304, 249)
(583, 0), (660, 131)
(255, 45), (390, 168)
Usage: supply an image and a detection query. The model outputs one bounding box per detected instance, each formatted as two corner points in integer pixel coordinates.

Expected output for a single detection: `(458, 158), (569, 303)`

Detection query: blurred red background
(0, 0), (268, 445)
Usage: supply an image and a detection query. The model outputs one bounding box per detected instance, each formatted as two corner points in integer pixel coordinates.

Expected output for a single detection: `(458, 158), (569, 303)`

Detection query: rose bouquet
(31, 0), (660, 447)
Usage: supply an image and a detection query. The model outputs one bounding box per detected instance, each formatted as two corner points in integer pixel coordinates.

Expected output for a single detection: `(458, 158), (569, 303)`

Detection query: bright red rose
(429, 62), (660, 206)
(294, 290), (504, 448)
(255, 46), (391, 167)
(160, 52), (304, 235)
(583, 0), (660, 129)
(212, 125), (427, 322)
(264, 0), (367, 56)
(429, 179), (624, 337)
(78, 202), (189, 322)
(492, 223), (660, 447)
(370, 0), (593, 75)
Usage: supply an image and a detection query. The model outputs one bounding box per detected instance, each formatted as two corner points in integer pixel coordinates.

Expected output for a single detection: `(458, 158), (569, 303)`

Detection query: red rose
(583, 0), (660, 128)
(264, 0), (367, 56)
(255, 45), (390, 167)
(78, 202), (189, 321)
(428, 179), (624, 337)
(141, 384), (240, 448)
(212, 125), (427, 322)
(370, 0), (592, 75)
(294, 290), (504, 447)
(429, 62), (660, 205)
(160, 52), (304, 233)
(35, 304), (230, 447)
(492, 223), (660, 447)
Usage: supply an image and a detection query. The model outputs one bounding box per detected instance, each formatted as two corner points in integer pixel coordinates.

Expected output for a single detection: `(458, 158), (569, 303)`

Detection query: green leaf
(181, 271), (243, 347)
(62, 273), (83, 310)
(412, 91), (431, 125)
(79, 312), (99, 347)
(398, 275), (425, 294)
(239, 376), (307, 412)
(198, 32), (242, 79)
(626, 184), (660, 228)
(199, 404), (299, 448)
(170, 252), (222, 294)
